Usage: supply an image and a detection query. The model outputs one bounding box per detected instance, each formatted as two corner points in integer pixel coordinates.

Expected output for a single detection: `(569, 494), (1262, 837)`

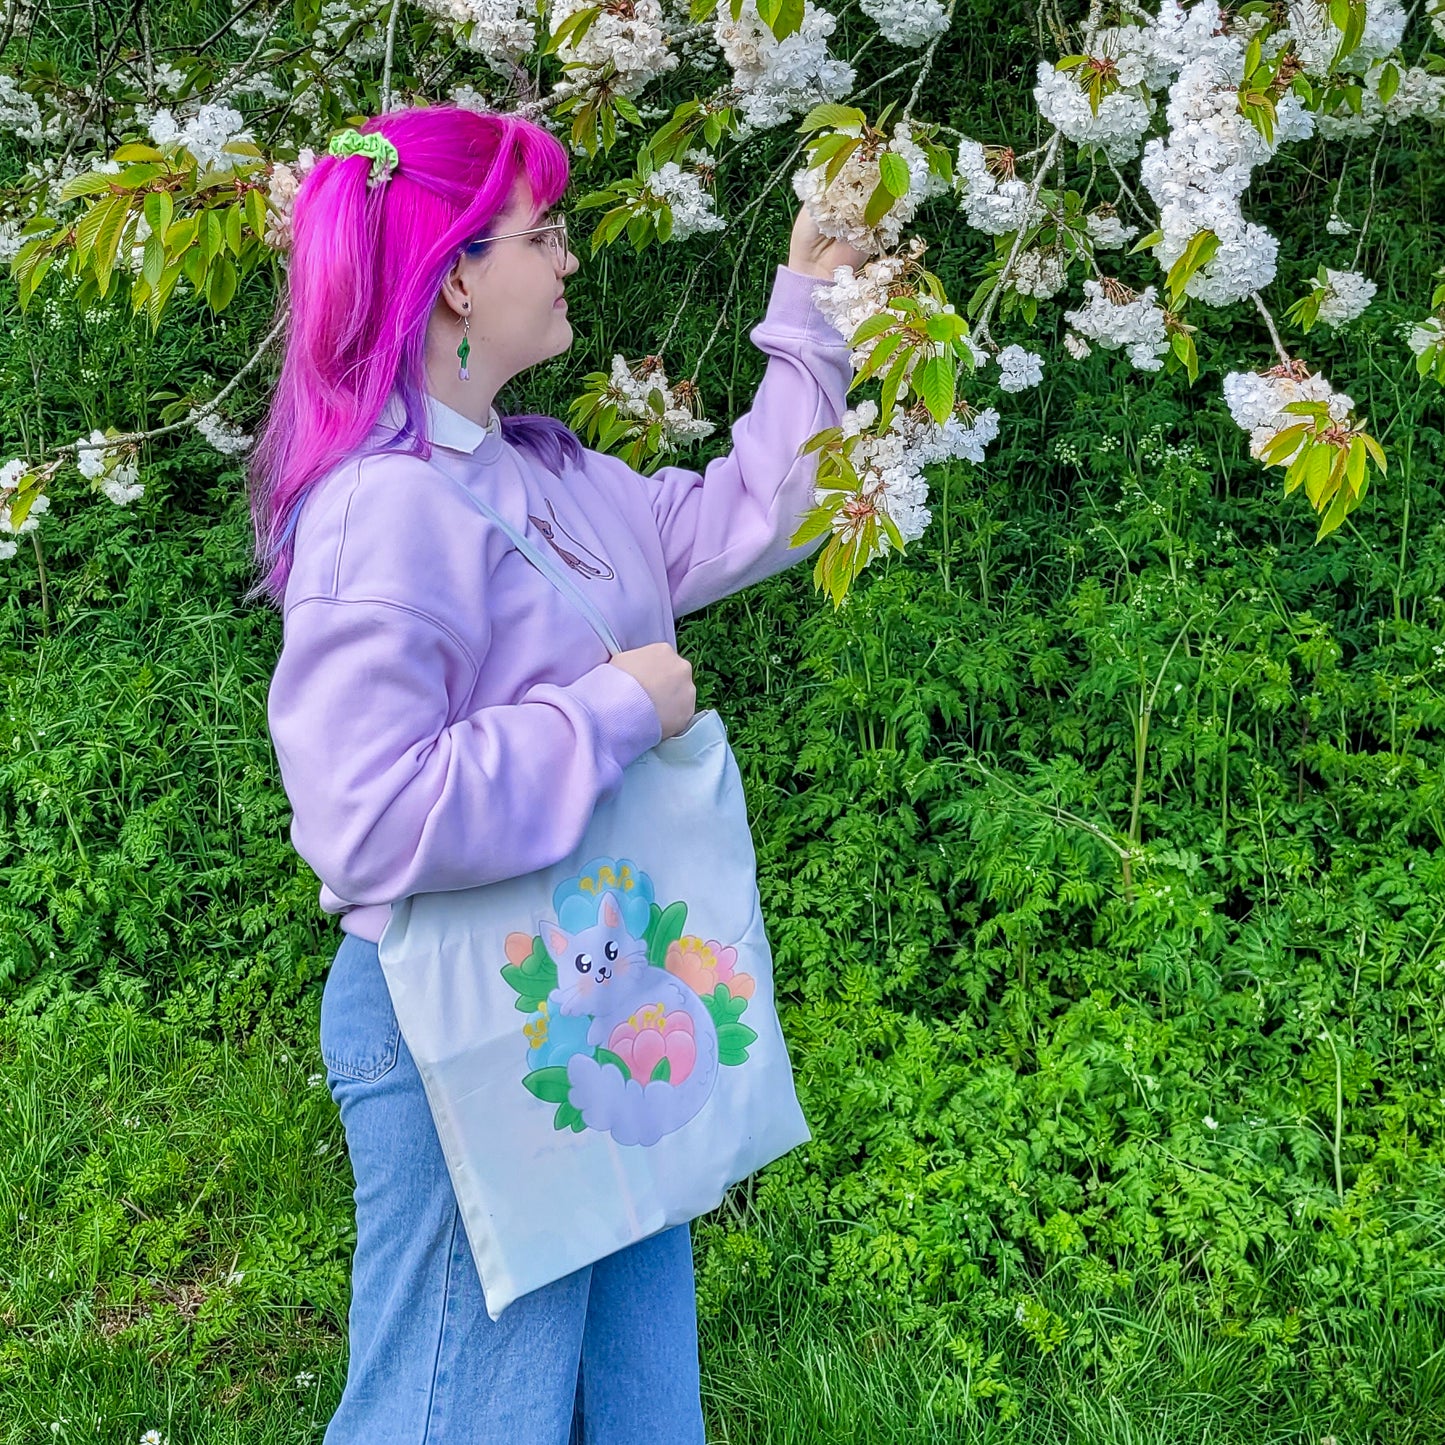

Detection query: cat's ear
(598, 892), (622, 928)
(542, 921), (569, 962)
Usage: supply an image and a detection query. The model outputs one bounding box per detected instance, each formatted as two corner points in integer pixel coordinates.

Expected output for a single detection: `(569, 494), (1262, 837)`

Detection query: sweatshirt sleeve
(589, 263), (854, 618)
(266, 596), (662, 907)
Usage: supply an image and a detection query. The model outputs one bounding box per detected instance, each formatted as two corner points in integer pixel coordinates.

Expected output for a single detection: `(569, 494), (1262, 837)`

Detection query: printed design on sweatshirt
(528, 497), (614, 581)
(502, 857), (757, 1146)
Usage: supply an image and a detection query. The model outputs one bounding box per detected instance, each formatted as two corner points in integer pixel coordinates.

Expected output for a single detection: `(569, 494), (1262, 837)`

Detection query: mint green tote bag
(376, 477), (811, 1320)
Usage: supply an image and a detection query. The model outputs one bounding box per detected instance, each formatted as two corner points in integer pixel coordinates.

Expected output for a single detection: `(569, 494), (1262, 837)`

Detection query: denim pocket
(321, 934), (401, 1082)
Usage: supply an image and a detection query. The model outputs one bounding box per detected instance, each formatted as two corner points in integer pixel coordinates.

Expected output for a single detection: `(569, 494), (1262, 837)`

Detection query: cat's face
(544, 891), (650, 1015)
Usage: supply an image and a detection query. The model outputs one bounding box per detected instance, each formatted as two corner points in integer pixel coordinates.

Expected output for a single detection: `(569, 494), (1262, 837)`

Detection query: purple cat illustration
(543, 890), (720, 1146)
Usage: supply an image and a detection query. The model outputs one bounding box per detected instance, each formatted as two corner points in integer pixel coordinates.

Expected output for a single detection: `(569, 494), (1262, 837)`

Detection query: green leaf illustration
(523, 1066), (571, 1104)
(502, 934), (558, 1012)
(717, 1021), (758, 1067)
(646, 899), (688, 968)
(650, 1056), (672, 1083)
(596, 1046), (631, 1078)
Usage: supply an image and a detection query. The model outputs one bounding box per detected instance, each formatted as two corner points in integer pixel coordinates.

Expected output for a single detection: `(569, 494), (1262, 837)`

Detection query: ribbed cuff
(571, 659), (664, 771)
(763, 263), (850, 345)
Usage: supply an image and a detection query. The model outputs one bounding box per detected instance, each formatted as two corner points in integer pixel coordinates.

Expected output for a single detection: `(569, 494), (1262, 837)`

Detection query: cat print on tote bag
(501, 858), (759, 1147)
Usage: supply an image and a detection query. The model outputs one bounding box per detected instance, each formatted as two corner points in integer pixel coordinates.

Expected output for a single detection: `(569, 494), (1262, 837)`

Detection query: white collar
(375, 392), (502, 456)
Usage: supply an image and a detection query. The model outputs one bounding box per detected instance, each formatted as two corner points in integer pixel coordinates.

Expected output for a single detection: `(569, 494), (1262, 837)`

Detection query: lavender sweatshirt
(267, 264), (852, 943)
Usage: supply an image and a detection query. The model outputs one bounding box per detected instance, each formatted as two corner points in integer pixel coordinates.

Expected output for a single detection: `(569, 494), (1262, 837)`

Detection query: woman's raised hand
(786, 206), (871, 281)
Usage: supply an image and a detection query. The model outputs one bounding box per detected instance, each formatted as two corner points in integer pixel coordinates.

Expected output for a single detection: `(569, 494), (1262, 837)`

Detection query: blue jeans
(319, 930), (708, 1444)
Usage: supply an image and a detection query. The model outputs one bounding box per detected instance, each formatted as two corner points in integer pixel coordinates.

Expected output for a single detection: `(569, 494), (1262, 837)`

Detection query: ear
(598, 892), (622, 929)
(437, 259), (473, 322)
(542, 921), (569, 964)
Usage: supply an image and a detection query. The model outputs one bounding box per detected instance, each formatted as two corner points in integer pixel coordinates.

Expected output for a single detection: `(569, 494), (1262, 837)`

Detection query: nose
(596, 964), (610, 981)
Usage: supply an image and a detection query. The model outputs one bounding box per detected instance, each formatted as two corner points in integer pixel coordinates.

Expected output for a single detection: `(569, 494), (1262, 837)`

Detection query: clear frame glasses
(465, 214), (569, 264)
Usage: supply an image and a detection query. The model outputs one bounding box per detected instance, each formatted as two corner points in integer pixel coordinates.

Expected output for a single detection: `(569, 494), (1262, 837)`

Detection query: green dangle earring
(457, 310), (471, 381)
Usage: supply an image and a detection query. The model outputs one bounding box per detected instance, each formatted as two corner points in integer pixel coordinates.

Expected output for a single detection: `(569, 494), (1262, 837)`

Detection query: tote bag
(375, 476), (811, 1319)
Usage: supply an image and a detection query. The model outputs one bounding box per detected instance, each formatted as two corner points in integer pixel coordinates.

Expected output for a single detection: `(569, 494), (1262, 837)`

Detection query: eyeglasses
(465, 214), (569, 264)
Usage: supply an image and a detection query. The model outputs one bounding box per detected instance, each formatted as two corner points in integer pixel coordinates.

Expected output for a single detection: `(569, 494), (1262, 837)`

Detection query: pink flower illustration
(665, 935), (755, 1001)
(607, 1004), (697, 1085)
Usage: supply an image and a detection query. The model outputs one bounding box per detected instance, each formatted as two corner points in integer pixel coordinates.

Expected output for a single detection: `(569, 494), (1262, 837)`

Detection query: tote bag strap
(434, 467), (624, 656)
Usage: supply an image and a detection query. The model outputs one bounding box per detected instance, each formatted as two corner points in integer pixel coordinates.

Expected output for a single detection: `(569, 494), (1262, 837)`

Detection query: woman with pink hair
(253, 104), (864, 1441)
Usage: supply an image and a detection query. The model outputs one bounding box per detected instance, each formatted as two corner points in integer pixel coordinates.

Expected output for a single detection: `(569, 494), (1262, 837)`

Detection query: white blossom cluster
(1314, 59), (1445, 137)
(415, 0), (536, 68)
(1408, 316), (1445, 358)
(857, 0), (950, 49)
(606, 355), (716, 450)
(308, 0), (386, 65)
(1033, 60), (1155, 162)
(1139, 2), (1314, 307)
(954, 140), (1039, 235)
(0, 461), (48, 563)
(1222, 367), (1354, 462)
(148, 104), (254, 173)
(1280, 0), (1407, 78)
(1010, 247), (1067, 299)
(829, 399), (1000, 558)
(640, 159), (726, 240)
(1315, 269), (1377, 326)
(551, 0), (677, 96)
(996, 344), (1044, 391)
(713, 0), (854, 133)
(1085, 208), (1138, 249)
(0, 74), (45, 143)
(1063, 279), (1170, 370)
(263, 148), (317, 251)
(75, 431), (145, 505)
(792, 121), (947, 254)
(814, 249), (917, 367)
(190, 408), (254, 455)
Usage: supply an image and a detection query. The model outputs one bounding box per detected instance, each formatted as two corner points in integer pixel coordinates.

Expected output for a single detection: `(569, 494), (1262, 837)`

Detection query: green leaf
(91, 199), (132, 298)
(649, 1057), (672, 1083)
(798, 103), (864, 135)
(143, 190), (174, 239)
(208, 254), (237, 311)
(59, 171), (119, 203)
(523, 1067), (572, 1104)
(863, 179), (894, 229)
(916, 353), (955, 423)
(878, 151), (911, 198)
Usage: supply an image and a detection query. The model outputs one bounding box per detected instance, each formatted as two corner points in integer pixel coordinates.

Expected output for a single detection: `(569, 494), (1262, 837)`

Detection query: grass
(3, 1000), (1442, 1443)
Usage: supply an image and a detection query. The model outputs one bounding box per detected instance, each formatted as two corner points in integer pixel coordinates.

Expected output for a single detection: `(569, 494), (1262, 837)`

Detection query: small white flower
(140, 1431), (165, 1445)
(1204, 1114), (1218, 1130)
(295, 1370), (317, 1387)
(307, 1072), (324, 1087)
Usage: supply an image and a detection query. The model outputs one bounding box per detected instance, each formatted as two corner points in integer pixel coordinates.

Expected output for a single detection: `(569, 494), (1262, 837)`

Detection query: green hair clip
(327, 129), (400, 187)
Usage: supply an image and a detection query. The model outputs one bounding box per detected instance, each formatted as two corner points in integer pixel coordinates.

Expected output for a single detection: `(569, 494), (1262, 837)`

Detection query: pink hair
(245, 105), (581, 610)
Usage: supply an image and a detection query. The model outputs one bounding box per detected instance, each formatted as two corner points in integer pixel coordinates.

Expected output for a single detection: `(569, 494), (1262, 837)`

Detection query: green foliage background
(3, 0), (1445, 1440)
